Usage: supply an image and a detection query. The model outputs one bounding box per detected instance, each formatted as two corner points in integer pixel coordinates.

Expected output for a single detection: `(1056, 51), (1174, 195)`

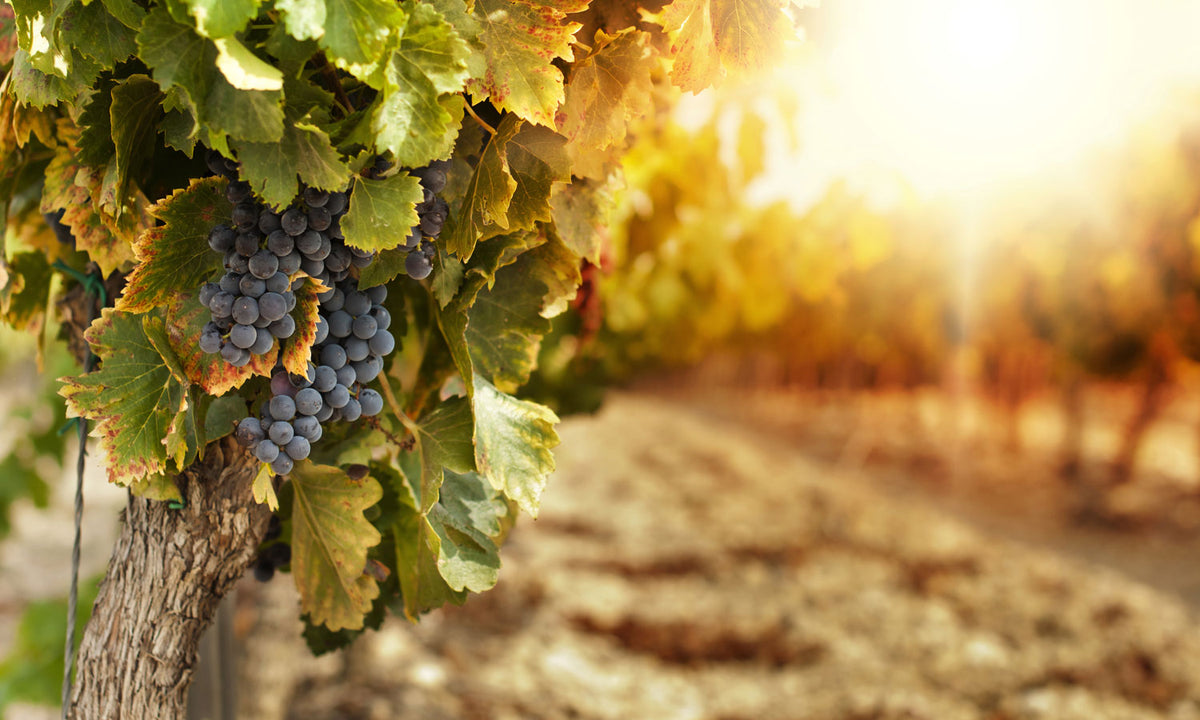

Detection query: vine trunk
(67, 437), (269, 720)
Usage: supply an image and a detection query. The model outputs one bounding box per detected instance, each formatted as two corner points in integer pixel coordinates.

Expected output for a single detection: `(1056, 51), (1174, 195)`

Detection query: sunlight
(777, 0), (1200, 202)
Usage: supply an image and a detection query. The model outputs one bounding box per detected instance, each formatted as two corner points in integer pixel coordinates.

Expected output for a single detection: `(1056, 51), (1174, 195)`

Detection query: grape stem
(463, 100), (497, 135)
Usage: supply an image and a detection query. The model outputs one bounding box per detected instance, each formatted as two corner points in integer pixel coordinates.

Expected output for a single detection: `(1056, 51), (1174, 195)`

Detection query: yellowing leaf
(443, 114), (520, 260)
(557, 30), (654, 176)
(472, 378), (558, 517)
(252, 462), (279, 510)
(465, 0), (588, 127)
(280, 278), (322, 376)
(290, 463), (383, 631)
(653, 0), (796, 92)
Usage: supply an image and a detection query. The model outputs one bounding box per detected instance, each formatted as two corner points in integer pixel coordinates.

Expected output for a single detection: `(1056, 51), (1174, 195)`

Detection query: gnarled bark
(68, 437), (271, 720)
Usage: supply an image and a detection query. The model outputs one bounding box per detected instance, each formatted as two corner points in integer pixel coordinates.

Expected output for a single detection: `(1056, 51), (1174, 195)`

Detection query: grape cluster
(204, 153), (446, 478)
(252, 515), (290, 582)
(400, 161), (450, 280)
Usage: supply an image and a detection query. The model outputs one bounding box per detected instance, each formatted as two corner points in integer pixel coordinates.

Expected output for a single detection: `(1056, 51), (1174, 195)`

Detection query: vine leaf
(364, 2), (469, 166)
(41, 121), (137, 276)
(276, 0), (401, 68)
(252, 462), (279, 511)
(556, 29), (654, 177)
(118, 177), (226, 314)
(0, 251), (51, 334)
(290, 463), (383, 631)
(463, 0), (588, 128)
(503, 121), (570, 234)
(164, 292), (275, 396)
(650, 0), (796, 92)
(549, 174), (617, 263)
(471, 377), (558, 517)
(181, 0), (261, 40)
(61, 0), (139, 67)
(412, 395), (475, 511)
(235, 121), (350, 208)
(280, 278), (322, 376)
(203, 395), (247, 441)
(213, 37), (284, 91)
(443, 113), (520, 260)
(427, 469), (505, 592)
(136, 7), (284, 147)
(60, 310), (190, 488)
(340, 173), (422, 253)
(109, 75), (164, 215)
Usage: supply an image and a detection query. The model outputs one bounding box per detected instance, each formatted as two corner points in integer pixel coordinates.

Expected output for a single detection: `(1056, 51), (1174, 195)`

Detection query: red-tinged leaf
(118, 177), (228, 313)
(164, 292), (275, 396)
(463, 0), (588, 127)
(291, 463), (383, 631)
(280, 278), (322, 376)
(59, 309), (191, 488)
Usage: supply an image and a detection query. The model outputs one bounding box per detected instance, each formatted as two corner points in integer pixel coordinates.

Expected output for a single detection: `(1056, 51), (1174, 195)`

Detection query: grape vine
(0, 0), (803, 715)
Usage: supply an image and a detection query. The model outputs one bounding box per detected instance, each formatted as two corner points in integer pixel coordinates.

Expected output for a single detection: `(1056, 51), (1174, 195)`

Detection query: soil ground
(7, 376), (1200, 719)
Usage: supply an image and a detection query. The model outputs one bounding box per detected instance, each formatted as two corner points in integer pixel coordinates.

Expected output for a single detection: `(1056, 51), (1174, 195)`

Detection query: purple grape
(268, 419), (294, 445)
(251, 327), (275, 355)
(270, 454), (294, 475)
(352, 315), (377, 339)
(295, 388), (323, 416)
(358, 389), (383, 417)
(284, 436), (311, 461)
(230, 323), (257, 349)
(232, 296), (259, 325)
(270, 394), (297, 422)
(341, 398), (361, 422)
(325, 383), (349, 409)
(236, 417), (264, 447)
(320, 344), (347, 369)
(209, 225), (236, 252)
(269, 314), (296, 339)
(368, 330), (394, 355)
(313, 365), (337, 392)
(281, 208), (307, 236)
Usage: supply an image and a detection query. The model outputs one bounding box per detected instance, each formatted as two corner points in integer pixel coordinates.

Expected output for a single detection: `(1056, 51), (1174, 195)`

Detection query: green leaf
(213, 37), (284, 91)
(290, 0), (402, 69)
(203, 394), (247, 440)
(427, 469), (505, 592)
(0, 577), (100, 713)
(137, 7), (284, 144)
(504, 120), (569, 232)
(11, 47), (100, 109)
(472, 378), (558, 517)
(443, 113), (520, 260)
(464, 0), (587, 127)
(274, 0), (325, 42)
(558, 29), (654, 177)
(60, 310), (191, 488)
(117, 177), (226, 314)
(109, 75), (165, 213)
(235, 121), (351, 208)
(412, 396), (474, 511)
(466, 234), (580, 389)
(100, 0), (146, 29)
(340, 173), (422, 253)
(362, 2), (469, 164)
(61, 0), (139, 66)
(290, 463), (383, 631)
(182, 0), (261, 39)
(652, 0), (796, 92)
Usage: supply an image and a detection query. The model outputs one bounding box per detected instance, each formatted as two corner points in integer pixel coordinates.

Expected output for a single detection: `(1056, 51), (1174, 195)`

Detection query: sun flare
(775, 0), (1200, 203)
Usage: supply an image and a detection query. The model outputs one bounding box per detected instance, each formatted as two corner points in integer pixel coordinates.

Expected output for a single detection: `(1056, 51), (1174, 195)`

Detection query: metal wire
(61, 415), (86, 719)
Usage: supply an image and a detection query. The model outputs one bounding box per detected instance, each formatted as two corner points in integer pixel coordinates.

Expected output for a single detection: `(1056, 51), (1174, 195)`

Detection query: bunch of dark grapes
(252, 515), (291, 582)
(211, 154), (445, 477)
(405, 161), (450, 280)
(197, 153), (305, 366)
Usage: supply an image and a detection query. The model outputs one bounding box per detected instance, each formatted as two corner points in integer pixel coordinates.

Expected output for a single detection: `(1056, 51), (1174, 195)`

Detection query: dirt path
(258, 390), (1200, 720)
